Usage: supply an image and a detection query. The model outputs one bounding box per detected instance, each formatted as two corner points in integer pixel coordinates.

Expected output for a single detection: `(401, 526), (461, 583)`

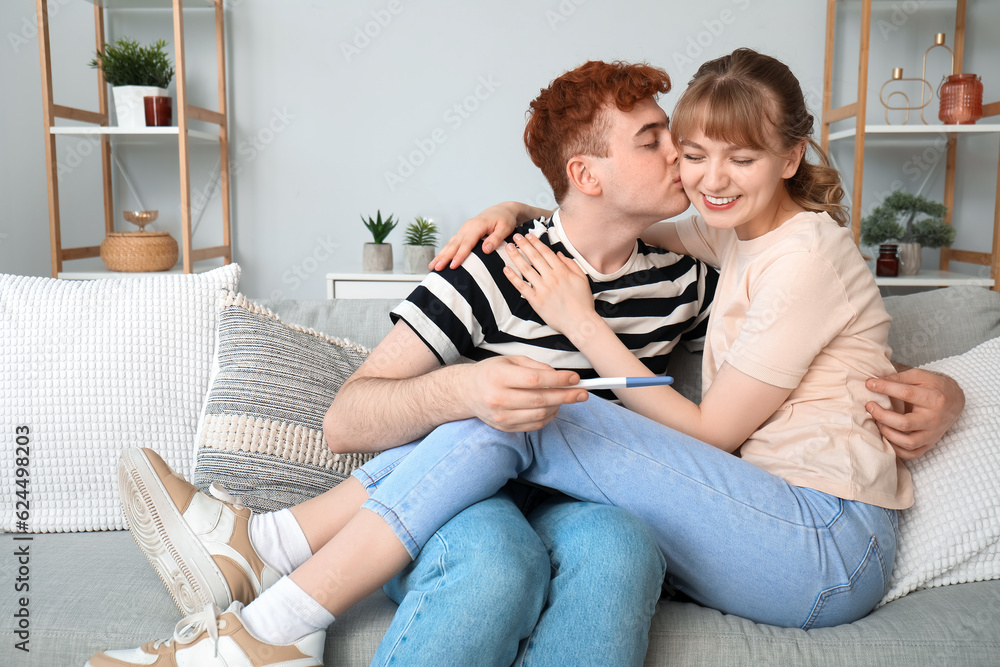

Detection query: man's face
(589, 97), (690, 223)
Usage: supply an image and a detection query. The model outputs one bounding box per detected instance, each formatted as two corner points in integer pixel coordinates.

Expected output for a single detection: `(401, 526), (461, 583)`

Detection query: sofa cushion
(0, 265), (240, 532)
(255, 298), (399, 350)
(884, 285), (1000, 366)
(881, 334), (1000, 605)
(191, 293), (376, 513)
(3, 530), (998, 666)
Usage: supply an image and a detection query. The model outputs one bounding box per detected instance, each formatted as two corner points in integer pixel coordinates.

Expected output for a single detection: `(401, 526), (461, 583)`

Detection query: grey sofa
(3, 286), (999, 666)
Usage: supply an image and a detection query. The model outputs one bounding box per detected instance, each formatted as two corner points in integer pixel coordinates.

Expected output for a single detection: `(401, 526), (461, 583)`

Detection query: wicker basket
(100, 231), (179, 272)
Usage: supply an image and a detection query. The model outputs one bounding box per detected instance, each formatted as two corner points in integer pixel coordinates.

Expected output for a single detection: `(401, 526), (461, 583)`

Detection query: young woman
(89, 49), (916, 666)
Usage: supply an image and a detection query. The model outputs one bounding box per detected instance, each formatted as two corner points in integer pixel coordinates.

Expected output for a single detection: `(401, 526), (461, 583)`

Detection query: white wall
(2, 1), (997, 299)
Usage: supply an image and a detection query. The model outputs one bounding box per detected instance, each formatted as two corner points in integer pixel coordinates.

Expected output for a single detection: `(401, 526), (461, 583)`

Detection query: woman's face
(678, 127), (802, 240)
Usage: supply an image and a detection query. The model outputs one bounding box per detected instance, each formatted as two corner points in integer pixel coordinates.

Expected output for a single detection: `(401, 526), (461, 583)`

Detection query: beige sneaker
(117, 447), (280, 616)
(85, 602), (324, 667)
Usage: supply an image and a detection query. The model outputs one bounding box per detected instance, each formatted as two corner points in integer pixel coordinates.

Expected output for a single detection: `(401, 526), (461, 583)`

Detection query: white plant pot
(112, 86), (168, 128)
(897, 242), (922, 276)
(363, 243), (393, 272)
(403, 245), (436, 274)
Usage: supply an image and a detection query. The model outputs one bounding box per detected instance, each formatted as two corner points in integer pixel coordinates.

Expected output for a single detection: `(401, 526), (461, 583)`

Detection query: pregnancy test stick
(570, 376), (674, 390)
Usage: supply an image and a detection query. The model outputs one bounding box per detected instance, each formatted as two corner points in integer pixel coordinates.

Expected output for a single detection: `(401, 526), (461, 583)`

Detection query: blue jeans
(368, 476), (666, 667)
(355, 396), (898, 630)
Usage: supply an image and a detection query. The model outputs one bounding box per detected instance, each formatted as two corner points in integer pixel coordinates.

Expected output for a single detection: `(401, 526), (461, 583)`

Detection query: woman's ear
(566, 156), (603, 197)
(782, 139), (807, 179)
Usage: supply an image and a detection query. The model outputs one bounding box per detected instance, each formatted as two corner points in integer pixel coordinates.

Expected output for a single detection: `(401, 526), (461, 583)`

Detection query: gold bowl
(123, 210), (158, 231)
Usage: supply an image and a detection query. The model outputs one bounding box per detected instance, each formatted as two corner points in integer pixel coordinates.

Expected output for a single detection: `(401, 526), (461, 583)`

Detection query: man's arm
(866, 366), (965, 460)
(323, 321), (587, 454)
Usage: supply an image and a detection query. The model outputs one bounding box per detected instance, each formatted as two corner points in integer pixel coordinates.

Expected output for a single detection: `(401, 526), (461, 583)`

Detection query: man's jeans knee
(515, 497), (665, 667)
(372, 490), (549, 667)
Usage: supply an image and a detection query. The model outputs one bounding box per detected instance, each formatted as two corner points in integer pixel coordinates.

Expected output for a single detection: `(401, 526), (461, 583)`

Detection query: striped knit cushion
(191, 293), (376, 512)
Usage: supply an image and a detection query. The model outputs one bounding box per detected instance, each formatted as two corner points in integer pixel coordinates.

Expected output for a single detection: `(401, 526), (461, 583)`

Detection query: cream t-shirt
(676, 211), (913, 510)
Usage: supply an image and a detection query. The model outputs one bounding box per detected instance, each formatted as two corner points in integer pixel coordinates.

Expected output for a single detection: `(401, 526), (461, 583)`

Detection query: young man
(89, 61), (962, 667)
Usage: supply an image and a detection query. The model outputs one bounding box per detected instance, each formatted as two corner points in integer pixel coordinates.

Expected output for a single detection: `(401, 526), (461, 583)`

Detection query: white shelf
(51, 126), (218, 142)
(838, 0), (970, 8)
(873, 269), (994, 287)
(829, 124), (1000, 142)
(86, 0), (215, 8)
(58, 262), (225, 280)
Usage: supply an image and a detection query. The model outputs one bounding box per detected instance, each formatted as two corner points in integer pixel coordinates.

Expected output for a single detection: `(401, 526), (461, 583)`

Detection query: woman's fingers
(503, 265), (533, 295)
(504, 241), (541, 283)
(514, 233), (561, 271)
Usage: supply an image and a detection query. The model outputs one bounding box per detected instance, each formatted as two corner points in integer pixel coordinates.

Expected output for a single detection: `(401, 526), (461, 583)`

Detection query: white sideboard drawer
(327, 272), (425, 299)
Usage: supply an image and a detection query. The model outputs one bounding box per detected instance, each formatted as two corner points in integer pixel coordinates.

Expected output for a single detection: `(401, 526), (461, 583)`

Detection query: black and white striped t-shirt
(391, 211), (716, 397)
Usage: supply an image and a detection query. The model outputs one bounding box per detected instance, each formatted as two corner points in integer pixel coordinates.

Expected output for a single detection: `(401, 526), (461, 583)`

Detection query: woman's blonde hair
(670, 48), (848, 226)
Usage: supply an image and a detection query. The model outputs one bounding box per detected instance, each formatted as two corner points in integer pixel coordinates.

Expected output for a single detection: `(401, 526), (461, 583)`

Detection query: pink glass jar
(939, 74), (983, 125)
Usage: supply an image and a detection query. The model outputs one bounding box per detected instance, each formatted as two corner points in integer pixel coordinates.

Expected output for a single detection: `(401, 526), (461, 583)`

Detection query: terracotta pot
(363, 243), (393, 272)
(939, 74), (983, 125)
(897, 242), (922, 276)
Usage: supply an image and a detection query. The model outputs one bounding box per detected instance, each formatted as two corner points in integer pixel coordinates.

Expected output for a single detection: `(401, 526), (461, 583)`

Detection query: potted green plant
(361, 210), (397, 272)
(860, 191), (954, 276)
(403, 217), (439, 274)
(89, 37), (174, 129)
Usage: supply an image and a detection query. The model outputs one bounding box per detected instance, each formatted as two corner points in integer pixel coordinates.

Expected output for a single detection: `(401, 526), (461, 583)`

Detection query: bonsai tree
(361, 210), (397, 244)
(860, 191), (955, 248)
(89, 37), (175, 88)
(404, 217), (439, 247)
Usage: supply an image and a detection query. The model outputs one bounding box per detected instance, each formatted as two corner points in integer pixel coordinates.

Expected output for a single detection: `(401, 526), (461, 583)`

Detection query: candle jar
(939, 74), (983, 125)
(876, 244), (899, 277)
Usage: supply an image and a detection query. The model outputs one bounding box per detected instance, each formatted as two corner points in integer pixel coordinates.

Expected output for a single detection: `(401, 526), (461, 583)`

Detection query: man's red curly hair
(524, 61), (672, 203)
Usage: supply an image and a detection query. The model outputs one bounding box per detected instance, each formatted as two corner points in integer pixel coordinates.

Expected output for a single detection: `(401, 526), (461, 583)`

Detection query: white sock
(249, 508), (313, 575)
(241, 576), (335, 644)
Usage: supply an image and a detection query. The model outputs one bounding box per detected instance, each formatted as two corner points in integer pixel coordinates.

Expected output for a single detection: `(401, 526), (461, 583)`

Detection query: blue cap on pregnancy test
(570, 376), (674, 390)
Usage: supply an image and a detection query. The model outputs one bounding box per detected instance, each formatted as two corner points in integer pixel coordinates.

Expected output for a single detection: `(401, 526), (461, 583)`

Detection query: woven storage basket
(100, 231), (179, 272)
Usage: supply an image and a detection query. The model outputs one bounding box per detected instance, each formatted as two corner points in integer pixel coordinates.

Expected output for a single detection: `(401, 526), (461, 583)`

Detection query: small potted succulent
(860, 191), (954, 276)
(403, 217), (439, 274)
(89, 37), (174, 128)
(361, 210), (397, 272)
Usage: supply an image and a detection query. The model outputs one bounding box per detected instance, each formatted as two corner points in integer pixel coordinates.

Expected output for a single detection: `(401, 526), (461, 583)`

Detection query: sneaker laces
(153, 602), (226, 655)
(209, 482), (245, 510)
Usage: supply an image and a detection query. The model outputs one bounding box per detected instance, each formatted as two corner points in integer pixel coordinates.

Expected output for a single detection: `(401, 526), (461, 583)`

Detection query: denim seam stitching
(365, 498), (419, 555)
(381, 533), (451, 664)
(801, 535), (882, 630)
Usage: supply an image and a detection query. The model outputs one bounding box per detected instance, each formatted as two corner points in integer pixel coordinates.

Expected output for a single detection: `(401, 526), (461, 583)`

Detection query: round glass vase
(939, 74), (983, 125)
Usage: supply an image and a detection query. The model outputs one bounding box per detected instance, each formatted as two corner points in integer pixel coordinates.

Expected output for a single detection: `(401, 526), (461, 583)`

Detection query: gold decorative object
(123, 209), (158, 231)
(100, 209), (179, 272)
(879, 33), (957, 125)
(920, 32), (955, 124)
(879, 68), (932, 125)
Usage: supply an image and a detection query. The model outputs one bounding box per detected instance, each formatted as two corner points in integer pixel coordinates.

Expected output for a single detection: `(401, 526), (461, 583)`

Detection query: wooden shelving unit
(820, 0), (1000, 291)
(36, 0), (232, 277)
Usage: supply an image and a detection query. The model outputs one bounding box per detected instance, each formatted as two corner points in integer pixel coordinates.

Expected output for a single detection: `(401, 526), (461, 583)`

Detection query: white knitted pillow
(880, 335), (1000, 604)
(0, 265), (240, 532)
